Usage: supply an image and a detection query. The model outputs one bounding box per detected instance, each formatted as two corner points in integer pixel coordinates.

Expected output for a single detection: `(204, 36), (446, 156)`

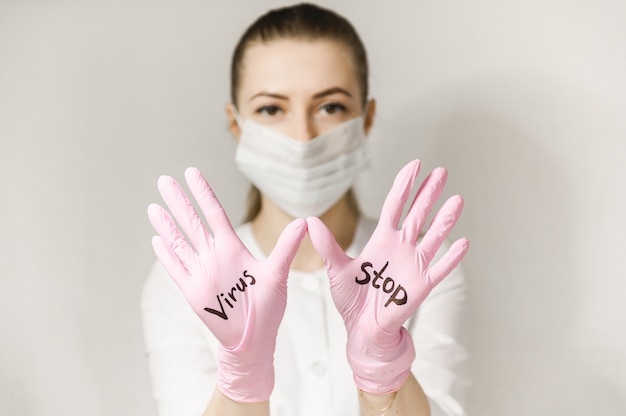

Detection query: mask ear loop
(231, 105), (244, 128)
(353, 98), (375, 212)
(362, 99), (372, 134)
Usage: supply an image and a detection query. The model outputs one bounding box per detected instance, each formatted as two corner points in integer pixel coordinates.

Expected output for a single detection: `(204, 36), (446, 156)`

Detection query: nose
(289, 113), (318, 142)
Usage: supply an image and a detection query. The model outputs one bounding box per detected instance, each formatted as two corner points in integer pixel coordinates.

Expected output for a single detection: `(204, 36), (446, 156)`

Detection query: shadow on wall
(430, 108), (573, 414)
(376, 71), (624, 414)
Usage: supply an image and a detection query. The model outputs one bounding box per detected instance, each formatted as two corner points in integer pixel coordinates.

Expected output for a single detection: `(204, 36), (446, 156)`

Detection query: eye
(319, 102), (347, 115)
(255, 105), (283, 116)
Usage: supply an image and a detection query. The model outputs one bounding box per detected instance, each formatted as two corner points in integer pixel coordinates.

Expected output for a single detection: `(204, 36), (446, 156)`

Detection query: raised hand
(148, 167), (307, 402)
(306, 159), (469, 394)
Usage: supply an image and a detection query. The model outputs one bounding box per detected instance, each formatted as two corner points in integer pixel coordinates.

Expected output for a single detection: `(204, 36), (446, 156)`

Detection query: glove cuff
(216, 346), (275, 403)
(348, 327), (416, 395)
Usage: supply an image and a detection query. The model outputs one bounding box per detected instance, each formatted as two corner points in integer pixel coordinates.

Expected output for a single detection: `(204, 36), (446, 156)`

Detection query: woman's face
(230, 39), (373, 141)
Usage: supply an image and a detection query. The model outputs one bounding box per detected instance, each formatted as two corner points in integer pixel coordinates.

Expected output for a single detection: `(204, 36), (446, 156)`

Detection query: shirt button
(311, 361), (326, 377)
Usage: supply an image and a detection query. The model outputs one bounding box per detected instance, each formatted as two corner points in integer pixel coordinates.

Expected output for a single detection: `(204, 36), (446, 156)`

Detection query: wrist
(217, 347), (275, 402)
(359, 389), (398, 416)
(347, 327), (416, 395)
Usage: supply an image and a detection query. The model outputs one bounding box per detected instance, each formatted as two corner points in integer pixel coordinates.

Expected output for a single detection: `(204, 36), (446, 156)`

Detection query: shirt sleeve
(407, 241), (470, 416)
(141, 261), (219, 416)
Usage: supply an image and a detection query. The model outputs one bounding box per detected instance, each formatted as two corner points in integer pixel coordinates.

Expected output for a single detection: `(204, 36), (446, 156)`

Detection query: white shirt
(141, 217), (469, 416)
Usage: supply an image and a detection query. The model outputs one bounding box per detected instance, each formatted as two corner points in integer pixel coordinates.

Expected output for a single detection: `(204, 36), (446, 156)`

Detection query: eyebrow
(248, 87), (353, 102)
(249, 92), (288, 101)
(313, 87), (353, 99)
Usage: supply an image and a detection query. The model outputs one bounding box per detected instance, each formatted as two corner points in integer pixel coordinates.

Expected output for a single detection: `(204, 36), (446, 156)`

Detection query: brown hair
(231, 3), (368, 222)
(230, 3), (369, 107)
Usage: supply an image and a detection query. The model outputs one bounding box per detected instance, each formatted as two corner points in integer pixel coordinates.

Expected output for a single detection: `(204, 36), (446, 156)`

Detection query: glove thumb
(306, 217), (351, 272)
(267, 218), (308, 274)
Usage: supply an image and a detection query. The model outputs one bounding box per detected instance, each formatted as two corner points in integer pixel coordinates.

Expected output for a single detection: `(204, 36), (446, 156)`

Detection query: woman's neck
(251, 193), (359, 272)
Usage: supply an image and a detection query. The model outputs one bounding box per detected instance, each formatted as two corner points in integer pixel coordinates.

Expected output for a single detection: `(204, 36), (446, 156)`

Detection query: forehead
(238, 39), (360, 99)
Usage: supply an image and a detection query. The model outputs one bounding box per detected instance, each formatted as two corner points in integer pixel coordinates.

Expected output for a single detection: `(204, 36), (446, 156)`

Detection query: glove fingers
(379, 159), (421, 230)
(306, 216), (350, 271)
(267, 218), (308, 274)
(148, 203), (199, 289)
(428, 238), (470, 286)
(185, 167), (237, 243)
(148, 203), (198, 269)
(420, 195), (464, 263)
(403, 167), (447, 244)
(151, 235), (190, 289)
(157, 174), (211, 252)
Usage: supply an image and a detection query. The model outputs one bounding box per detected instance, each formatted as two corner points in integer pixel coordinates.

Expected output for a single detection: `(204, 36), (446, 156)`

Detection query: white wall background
(1, 0), (624, 414)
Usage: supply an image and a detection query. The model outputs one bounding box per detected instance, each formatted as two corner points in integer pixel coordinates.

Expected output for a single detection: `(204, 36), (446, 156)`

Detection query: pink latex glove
(307, 159), (469, 395)
(148, 167), (307, 403)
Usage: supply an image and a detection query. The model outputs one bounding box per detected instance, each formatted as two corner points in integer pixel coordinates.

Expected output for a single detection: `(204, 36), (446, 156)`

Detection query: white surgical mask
(234, 114), (370, 218)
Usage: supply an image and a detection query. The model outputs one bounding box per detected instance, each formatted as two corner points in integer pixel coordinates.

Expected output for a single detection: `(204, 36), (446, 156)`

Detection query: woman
(142, 3), (470, 416)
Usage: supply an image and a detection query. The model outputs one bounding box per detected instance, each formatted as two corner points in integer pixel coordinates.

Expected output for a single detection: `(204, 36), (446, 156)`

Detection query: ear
(224, 102), (241, 140)
(364, 98), (376, 135)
